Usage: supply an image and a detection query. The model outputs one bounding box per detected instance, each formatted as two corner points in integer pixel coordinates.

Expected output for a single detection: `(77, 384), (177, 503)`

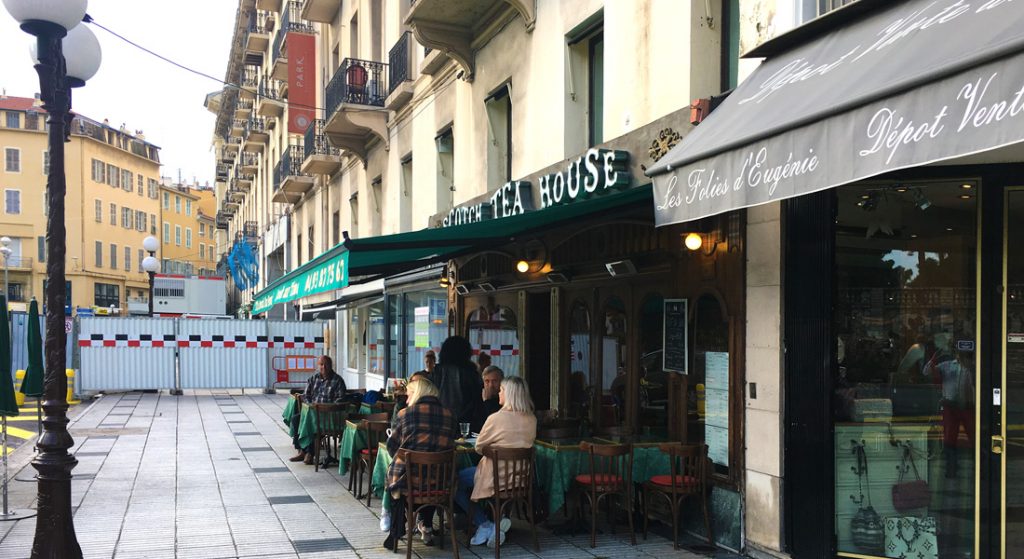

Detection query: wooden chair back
(363, 420), (390, 452)
(312, 403), (349, 437)
(659, 443), (707, 494)
(482, 446), (535, 501)
(374, 401), (397, 416)
(579, 441), (633, 491)
(398, 449), (457, 507)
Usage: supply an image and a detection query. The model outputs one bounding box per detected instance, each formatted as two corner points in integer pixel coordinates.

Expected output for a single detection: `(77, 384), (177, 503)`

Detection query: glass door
(1002, 188), (1024, 557)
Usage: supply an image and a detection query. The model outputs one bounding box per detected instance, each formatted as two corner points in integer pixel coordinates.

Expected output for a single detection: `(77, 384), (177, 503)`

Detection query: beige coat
(471, 409), (537, 500)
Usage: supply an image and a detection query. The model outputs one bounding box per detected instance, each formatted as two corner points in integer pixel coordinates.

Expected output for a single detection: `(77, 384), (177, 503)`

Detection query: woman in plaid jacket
(384, 377), (457, 549)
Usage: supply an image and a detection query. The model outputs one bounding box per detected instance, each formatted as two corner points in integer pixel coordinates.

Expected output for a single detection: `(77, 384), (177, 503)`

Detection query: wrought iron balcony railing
(274, 144), (308, 188)
(303, 119), (340, 160)
(325, 58), (388, 114)
(259, 76), (282, 100)
(272, 25), (287, 61)
(248, 10), (271, 34)
(241, 66), (260, 90)
(281, 0), (314, 34)
(238, 152), (259, 169)
(389, 31), (412, 94)
(245, 116), (267, 136)
(225, 136), (243, 148)
(216, 163), (230, 181)
(1, 256), (33, 268)
(215, 211), (231, 230)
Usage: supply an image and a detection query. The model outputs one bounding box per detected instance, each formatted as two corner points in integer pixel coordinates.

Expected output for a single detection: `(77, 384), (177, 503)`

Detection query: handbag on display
(850, 442), (885, 555)
(892, 444), (930, 512)
(884, 515), (938, 559)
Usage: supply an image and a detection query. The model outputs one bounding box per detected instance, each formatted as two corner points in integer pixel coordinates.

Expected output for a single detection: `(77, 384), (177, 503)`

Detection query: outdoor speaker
(478, 282), (497, 292)
(605, 260), (637, 277)
(455, 284), (471, 295)
(547, 272), (569, 284)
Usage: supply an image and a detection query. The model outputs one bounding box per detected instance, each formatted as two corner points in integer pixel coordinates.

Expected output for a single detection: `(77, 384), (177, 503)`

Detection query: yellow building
(0, 94), (162, 314)
(158, 181), (222, 277)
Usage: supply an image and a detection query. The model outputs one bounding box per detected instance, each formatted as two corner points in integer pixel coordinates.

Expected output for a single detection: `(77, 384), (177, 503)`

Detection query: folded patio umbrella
(0, 296), (16, 417)
(19, 299), (43, 398)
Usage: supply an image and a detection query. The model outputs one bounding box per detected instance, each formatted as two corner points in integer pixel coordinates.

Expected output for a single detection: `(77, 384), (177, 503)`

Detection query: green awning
(251, 185), (652, 314)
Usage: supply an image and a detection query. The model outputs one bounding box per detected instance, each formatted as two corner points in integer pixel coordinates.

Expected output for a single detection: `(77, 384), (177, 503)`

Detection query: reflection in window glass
(404, 290), (448, 377)
(365, 301), (386, 376)
(389, 296), (400, 378)
(833, 183), (976, 558)
(467, 301), (519, 376)
(346, 308), (360, 369)
(569, 301), (591, 419)
(639, 295), (666, 434)
(602, 297), (627, 426)
(691, 294), (729, 474)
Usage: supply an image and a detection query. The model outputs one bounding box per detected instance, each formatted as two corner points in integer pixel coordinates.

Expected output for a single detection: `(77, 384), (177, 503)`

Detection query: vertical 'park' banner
(288, 32), (316, 134)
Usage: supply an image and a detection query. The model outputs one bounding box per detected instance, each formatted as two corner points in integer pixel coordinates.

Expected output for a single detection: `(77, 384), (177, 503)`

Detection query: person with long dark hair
(434, 335), (484, 425)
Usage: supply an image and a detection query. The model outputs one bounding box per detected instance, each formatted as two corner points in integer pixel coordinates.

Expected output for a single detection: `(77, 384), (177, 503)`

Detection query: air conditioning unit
(605, 260), (637, 277)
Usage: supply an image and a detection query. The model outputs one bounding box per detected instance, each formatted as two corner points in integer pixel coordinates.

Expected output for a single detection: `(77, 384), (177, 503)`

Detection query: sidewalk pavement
(0, 391), (723, 559)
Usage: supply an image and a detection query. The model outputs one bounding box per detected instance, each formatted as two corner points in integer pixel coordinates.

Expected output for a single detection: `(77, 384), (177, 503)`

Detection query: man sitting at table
(289, 355), (347, 465)
(456, 376), (537, 547)
(384, 377), (457, 550)
(470, 366), (504, 434)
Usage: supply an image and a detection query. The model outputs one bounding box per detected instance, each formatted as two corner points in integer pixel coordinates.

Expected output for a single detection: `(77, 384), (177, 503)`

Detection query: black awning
(646, 0), (1024, 226)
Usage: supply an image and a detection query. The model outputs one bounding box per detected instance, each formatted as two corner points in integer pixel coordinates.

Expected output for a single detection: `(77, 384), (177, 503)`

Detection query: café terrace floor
(0, 391), (731, 559)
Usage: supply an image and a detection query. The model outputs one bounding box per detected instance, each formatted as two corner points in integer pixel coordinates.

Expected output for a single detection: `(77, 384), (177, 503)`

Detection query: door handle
(992, 435), (1004, 455)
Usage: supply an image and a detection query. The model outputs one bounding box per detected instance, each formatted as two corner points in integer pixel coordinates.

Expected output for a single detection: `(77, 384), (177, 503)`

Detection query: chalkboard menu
(663, 299), (688, 373)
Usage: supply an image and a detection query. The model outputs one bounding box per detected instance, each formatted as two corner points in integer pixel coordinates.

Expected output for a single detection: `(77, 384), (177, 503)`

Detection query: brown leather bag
(891, 445), (930, 512)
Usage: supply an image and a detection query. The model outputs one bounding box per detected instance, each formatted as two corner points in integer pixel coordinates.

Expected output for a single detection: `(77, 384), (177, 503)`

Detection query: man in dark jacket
(470, 365), (504, 433)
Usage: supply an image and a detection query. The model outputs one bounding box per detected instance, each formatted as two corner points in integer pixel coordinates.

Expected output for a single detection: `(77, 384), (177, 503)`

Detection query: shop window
(568, 301), (592, 420)
(467, 301), (519, 377)
(833, 182), (976, 558)
(94, 282), (119, 309)
(690, 293), (730, 475)
(638, 294), (666, 435)
(601, 296), (627, 426)
(365, 300), (386, 376)
(405, 290), (448, 377)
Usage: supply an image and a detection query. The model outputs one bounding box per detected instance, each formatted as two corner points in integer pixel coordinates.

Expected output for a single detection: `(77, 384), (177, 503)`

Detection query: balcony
(270, 2), (314, 81)
(270, 28), (288, 81)
(386, 32), (415, 110)
(301, 0), (340, 23)
(256, 0), (282, 12)
(405, 0), (535, 81)
(230, 118), (246, 137)
(238, 151), (259, 175)
(223, 136), (243, 154)
(301, 119), (343, 175)
(257, 76), (286, 117)
(323, 58), (389, 166)
(223, 197), (240, 211)
(3, 256), (33, 270)
(216, 163), (230, 182)
(239, 66), (260, 99)
(235, 98), (254, 118)
(243, 117), (269, 153)
(215, 211), (231, 230)
(234, 168), (254, 191)
(237, 221), (260, 245)
(228, 187), (246, 202)
(272, 144), (313, 204)
(245, 11), (272, 54)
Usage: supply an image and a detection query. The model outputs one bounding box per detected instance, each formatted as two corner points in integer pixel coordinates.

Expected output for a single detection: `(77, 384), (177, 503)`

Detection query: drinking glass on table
(459, 422), (470, 440)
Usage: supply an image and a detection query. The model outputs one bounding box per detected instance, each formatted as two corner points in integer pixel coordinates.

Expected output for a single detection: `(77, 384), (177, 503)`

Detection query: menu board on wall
(414, 306), (430, 348)
(663, 299), (688, 373)
(705, 351), (729, 467)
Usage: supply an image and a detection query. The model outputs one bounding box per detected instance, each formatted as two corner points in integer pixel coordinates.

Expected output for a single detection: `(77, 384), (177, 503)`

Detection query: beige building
(0, 94), (162, 314)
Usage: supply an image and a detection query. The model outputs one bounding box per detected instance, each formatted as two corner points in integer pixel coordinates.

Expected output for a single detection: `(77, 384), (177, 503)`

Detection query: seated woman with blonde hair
(454, 375), (536, 547)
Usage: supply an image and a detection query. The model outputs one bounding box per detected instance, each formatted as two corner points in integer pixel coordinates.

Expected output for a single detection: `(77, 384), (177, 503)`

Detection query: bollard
(696, 383), (706, 419)
(13, 370), (24, 407)
(66, 369), (80, 405)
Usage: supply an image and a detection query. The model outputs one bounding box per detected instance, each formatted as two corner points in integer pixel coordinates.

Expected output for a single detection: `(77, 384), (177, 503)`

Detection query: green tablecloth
(296, 404), (319, 451)
(533, 441), (672, 515)
(370, 442), (478, 510)
(281, 397), (298, 432)
(337, 421), (367, 475)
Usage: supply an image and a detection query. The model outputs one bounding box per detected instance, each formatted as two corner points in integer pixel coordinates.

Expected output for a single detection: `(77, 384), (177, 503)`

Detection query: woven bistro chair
(642, 443), (711, 548)
(357, 420), (390, 506)
(472, 446), (540, 558)
(311, 403), (349, 473)
(573, 441), (636, 548)
(398, 449), (460, 559)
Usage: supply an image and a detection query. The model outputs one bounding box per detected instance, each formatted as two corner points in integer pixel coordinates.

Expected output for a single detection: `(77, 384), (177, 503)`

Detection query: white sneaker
(498, 517), (512, 535)
(379, 511), (391, 532)
(471, 522), (493, 546)
(487, 519), (509, 548)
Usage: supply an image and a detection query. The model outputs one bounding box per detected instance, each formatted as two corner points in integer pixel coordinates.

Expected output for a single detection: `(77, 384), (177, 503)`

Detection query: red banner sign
(288, 32), (316, 134)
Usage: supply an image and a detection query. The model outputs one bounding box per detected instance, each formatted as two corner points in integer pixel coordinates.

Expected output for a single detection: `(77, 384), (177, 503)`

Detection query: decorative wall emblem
(648, 128), (682, 163)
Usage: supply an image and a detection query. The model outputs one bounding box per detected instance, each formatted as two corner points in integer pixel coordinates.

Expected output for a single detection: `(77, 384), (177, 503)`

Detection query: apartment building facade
(0, 94), (162, 315)
(158, 181), (220, 277)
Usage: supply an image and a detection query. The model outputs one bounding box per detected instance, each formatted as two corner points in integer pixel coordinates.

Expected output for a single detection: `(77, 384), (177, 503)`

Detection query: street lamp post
(142, 236), (159, 316)
(0, 237), (12, 305)
(1, 1), (100, 556)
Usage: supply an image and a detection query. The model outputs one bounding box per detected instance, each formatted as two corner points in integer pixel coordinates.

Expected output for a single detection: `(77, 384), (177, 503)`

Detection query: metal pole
(28, 24), (81, 557)
(147, 267), (154, 317)
(2, 416), (6, 513)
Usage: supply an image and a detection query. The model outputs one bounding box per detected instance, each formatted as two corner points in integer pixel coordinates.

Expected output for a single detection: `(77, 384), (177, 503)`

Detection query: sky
(0, 0), (239, 187)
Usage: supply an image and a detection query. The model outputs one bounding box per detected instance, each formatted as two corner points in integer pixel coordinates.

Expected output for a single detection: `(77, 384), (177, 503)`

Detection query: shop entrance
(1000, 188), (1024, 557)
(526, 291), (551, 411)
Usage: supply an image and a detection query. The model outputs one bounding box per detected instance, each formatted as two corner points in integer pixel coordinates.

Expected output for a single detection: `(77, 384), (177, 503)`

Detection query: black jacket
(433, 362), (483, 425)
